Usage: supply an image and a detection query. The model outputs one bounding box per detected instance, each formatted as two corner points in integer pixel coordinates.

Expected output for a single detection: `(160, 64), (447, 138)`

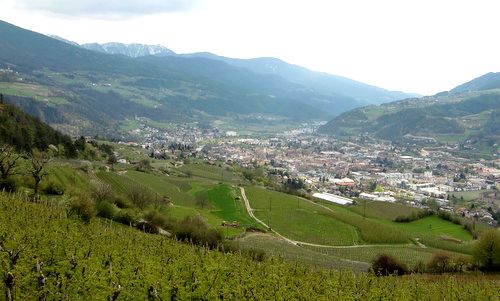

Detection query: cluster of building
(128, 120), (500, 225)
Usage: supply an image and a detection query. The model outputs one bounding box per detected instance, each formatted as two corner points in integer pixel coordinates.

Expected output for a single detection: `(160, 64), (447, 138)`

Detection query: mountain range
(0, 19), (422, 137)
(52, 36), (418, 105)
(81, 42), (175, 58)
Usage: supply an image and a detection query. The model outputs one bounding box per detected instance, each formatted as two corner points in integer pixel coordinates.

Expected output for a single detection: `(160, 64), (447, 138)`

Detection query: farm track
(240, 187), (416, 249)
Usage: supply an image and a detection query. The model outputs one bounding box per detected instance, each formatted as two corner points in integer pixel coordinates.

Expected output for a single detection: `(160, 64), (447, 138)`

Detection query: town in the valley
(112, 118), (499, 227)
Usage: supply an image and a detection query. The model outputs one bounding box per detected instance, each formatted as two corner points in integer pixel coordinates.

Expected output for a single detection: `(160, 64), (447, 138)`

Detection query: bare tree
(127, 185), (154, 209)
(90, 180), (114, 203)
(107, 154), (118, 170)
(195, 191), (209, 209)
(0, 145), (21, 180)
(28, 151), (51, 196)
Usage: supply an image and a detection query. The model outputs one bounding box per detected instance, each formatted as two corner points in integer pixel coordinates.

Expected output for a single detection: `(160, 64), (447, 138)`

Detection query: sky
(1, 0), (499, 95)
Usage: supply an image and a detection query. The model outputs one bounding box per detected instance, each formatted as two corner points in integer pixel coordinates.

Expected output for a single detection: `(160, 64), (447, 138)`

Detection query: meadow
(348, 200), (421, 220)
(245, 187), (360, 245)
(179, 162), (240, 183)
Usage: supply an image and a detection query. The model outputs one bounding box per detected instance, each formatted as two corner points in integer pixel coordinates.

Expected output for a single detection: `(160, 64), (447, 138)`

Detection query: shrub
(41, 180), (65, 195)
(174, 215), (223, 249)
(115, 209), (138, 226)
(220, 242), (267, 262)
(127, 185), (155, 209)
(394, 209), (433, 223)
(246, 248), (267, 262)
(463, 221), (478, 239)
(427, 252), (452, 273)
(453, 255), (471, 272)
(78, 162), (92, 173)
(437, 210), (462, 225)
(473, 229), (500, 271)
(412, 261), (426, 273)
(371, 254), (408, 276)
(90, 181), (114, 203)
(135, 159), (151, 172)
(0, 178), (16, 192)
(112, 196), (131, 209)
(96, 201), (117, 219)
(143, 210), (173, 230)
(68, 194), (96, 223)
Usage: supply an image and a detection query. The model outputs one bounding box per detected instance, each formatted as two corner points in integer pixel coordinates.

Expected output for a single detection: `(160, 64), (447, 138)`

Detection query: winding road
(240, 187), (420, 249)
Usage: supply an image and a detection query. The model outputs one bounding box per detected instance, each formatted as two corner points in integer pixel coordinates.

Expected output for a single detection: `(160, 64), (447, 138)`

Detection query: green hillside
(0, 100), (76, 155)
(187, 54), (418, 104)
(451, 72), (500, 93)
(318, 89), (500, 156)
(1, 193), (499, 300)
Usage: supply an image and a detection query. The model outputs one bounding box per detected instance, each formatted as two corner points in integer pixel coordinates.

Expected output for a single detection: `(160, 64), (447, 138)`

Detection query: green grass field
(314, 200), (410, 244)
(206, 184), (260, 228)
(95, 166), (477, 258)
(44, 163), (91, 191)
(349, 200), (421, 220)
(95, 170), (141, 195)
(390, 215), (472, 241)
(179, 163), (240, 183)
(449, 190), (490, 201)
(0, 82), (69, 105)
(245, 187), (359, 245)
(383, 215), (475, 254)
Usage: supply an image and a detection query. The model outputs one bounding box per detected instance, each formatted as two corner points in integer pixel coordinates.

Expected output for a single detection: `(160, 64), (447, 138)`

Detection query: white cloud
(13, 0), (200, 19)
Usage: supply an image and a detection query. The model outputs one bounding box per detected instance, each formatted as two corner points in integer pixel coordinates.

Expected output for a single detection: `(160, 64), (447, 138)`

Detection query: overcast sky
(1, 0), (499, 95)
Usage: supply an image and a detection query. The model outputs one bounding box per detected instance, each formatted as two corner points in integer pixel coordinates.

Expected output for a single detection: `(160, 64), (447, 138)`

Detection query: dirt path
(240, 187), (411, 249)
(240, 187), (298, 246)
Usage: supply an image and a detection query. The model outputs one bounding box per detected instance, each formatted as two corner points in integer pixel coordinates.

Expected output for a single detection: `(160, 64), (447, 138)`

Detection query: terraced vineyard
(305, 245), (469, 268)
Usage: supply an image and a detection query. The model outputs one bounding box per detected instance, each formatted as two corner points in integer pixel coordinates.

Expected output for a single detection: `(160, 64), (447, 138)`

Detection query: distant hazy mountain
(81, 42), (175, 58)
(180, 53), (419, 104)
(56, 39), (418, 105)
(451, 72), (500, 93)
(48, 34), (79, 46)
